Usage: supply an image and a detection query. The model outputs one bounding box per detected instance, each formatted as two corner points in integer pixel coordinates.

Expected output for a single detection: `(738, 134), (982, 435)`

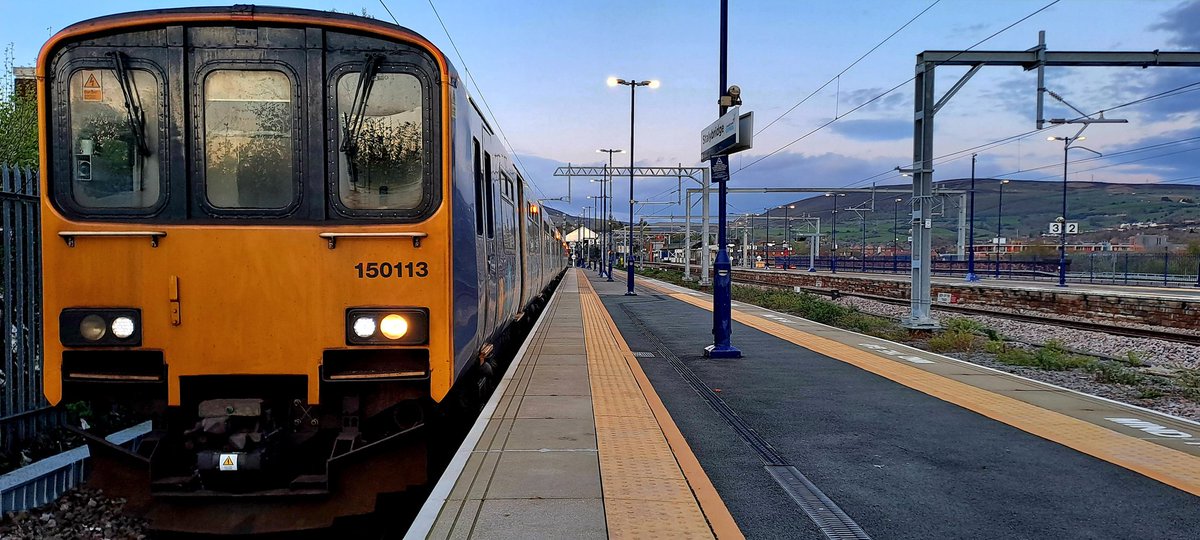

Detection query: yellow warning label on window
(82, 71), (102, 102)
(219, 453), (238, 471)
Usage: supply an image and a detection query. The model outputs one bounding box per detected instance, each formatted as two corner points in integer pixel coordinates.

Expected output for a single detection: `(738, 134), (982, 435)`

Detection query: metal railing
(0, 164), (52, 451)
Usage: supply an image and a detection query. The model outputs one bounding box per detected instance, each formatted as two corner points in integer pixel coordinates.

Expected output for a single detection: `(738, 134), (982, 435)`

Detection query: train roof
(39, 5), (457, 77)
(55, 5), (419, 37)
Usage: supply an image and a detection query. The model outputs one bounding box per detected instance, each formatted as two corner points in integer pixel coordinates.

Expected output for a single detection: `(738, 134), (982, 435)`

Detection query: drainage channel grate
(767, 465), (872, 540)
(630, 351), (656, 358)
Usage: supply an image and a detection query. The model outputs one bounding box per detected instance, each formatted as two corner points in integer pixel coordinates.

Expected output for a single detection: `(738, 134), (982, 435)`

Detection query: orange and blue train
(37, 5), (565, 531)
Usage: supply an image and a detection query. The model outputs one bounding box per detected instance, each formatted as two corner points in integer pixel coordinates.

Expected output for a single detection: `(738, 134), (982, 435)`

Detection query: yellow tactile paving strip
(631, 276), (1200, 497)
(577, 271), (742, 539)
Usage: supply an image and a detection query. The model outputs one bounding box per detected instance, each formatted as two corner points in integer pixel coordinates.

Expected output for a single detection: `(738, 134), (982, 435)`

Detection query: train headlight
(352, 316), (377, 339)
(345, 308), (428, 345)
(110, 316), (136, 339)
(80, 315), (107, 341)
(60, 309), (141, 347)
(379, 314), (409, 339)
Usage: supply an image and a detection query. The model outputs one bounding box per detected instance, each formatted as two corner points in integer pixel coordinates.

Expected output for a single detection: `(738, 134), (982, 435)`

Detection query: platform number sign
(1048, 222), (1079, 234)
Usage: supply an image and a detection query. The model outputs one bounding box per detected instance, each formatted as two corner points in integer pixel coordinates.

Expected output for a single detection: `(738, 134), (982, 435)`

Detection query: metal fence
(0, 164), (51, 451)
(768, 252), (1200, 287)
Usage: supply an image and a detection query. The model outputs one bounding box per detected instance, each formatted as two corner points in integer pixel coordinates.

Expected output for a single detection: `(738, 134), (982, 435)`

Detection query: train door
(516, 177), (529, 308)
(473, 139), (492, 340)
(483, 150), (502, 338)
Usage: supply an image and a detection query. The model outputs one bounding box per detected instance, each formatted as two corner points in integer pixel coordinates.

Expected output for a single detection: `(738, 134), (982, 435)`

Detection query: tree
(0, 44), (37, 167)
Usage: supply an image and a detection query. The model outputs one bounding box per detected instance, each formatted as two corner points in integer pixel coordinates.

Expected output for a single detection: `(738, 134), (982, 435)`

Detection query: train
(37, 5), (566, 533)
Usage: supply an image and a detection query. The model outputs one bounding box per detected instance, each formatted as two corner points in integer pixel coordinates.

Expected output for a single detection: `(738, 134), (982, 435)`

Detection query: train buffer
(408, 268), (1200, 539)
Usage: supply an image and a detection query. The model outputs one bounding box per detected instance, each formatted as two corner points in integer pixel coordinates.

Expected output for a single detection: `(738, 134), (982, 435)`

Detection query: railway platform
(409, 268), (1200, 538)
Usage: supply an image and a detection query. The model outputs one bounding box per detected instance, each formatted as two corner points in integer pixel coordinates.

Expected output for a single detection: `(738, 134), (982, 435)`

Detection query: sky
(3, 0), (1199, 221)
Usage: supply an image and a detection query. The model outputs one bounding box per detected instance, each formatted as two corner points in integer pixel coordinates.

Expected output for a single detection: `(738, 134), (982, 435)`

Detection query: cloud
(840, 88), (907, 113)
(1149, 0), (1200, 49)
(827, 119), (911, 141)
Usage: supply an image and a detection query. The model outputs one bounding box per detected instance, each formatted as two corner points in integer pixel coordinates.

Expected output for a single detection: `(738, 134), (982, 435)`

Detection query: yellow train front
(38, 6), (565, 532)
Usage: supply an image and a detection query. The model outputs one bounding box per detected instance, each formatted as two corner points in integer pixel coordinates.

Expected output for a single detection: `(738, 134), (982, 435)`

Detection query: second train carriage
(37, 5), (565, 531)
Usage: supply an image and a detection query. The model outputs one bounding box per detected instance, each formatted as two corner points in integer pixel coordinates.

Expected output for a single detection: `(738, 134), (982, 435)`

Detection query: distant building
(12, 67), (35, 97)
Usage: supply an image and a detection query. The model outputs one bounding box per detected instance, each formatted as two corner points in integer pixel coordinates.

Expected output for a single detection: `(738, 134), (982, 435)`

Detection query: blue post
(706, 0), (740, 359)
(1124, 252), (1130, 285)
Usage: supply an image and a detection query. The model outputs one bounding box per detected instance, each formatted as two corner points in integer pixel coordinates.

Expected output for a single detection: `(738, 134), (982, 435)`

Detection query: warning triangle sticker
(222, 456), (234, 466)
(83, 74), (101, 89)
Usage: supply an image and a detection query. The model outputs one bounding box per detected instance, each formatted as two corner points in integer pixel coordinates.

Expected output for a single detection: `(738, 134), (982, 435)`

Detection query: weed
(1136, 387), (1165, 399)
(1087, 361), (1144, 385)
(996, 346), (1037, 366)
(1033, 341), (1091, 371)
(928, 330), (979, 353)
(1123, 351), (1146, 367)
(943, 317), (986, 335)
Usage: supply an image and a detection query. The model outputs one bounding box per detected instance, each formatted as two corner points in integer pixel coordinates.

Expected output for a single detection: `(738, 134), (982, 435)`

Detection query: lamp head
(606, 76), (620, 87)
(647, 79), (661, 89)
(1001, 179), (1010, 184)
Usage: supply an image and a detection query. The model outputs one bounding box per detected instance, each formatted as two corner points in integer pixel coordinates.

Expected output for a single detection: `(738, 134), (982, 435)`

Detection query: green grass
(1087, 361), (1144, 386)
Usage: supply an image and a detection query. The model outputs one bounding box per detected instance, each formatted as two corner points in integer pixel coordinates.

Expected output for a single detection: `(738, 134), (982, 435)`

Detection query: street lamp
(765, 208), (772, 268)
(780, 204), (795, 269)
(1047, 135), (1100, 287)
(607, 78), (658, 295)
(893, 197), (903, 273)
(824, 193), (846, 273)
(966, 153), (980, 282)
(588, 188), (609, 275)
(597, 149), (623, 281)
(994, 179), (1009, 279)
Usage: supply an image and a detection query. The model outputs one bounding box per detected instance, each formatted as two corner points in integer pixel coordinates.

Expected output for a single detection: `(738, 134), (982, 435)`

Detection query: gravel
(836, 295), (1200, 369)
(836, 295), (1200, 422)
(0, 488), (147, 540)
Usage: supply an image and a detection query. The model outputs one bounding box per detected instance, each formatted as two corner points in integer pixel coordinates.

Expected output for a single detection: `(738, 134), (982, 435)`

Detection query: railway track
(637, 263), (1200, 347)
(729, 273), (1200, 347)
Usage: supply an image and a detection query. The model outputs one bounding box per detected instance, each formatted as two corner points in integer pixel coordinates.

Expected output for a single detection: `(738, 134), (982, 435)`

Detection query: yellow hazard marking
(81, 71), (102, 102)
(222, 456), (234, 466)
(633, 277), (1200, 497)
(577, 270), (742, 539)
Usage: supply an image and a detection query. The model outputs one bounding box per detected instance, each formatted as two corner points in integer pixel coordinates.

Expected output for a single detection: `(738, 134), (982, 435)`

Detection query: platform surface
(604, 268), (1200, 538)
(410, 269), (737, 539)
(413, 268), (1200, 539)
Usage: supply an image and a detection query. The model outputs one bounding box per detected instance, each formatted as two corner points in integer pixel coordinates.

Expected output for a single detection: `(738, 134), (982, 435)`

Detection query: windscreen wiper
(107, 51), (149, 158)
(341, 54), (383, 186)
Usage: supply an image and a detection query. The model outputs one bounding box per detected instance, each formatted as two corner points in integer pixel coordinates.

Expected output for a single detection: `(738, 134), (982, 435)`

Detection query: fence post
(1089, 252), (1094, 283)
(1164, 250), (1169, 286)
(1124, 252), (1130, 285)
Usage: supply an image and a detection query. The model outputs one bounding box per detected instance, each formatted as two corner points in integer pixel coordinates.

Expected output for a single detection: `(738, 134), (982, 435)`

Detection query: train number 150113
(354, 261), (429, 279)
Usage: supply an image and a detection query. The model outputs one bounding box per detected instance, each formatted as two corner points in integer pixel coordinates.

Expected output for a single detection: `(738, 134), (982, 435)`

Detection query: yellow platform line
(577, 271), (742, 539)
(632, 277), (1200, 497)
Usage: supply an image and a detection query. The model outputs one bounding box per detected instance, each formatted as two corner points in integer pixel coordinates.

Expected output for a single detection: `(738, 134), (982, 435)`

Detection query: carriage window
(68, 67), (161, 208)
(336, 72), (425, 210)
(204, 70), (294, 209)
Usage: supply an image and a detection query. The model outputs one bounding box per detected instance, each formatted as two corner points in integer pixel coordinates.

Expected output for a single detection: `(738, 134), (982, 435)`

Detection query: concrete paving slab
(503, 418), (597, 450)
(469, 499), (606, 540)
(485, 450), (602, 499)
(515, 394), (594, 420)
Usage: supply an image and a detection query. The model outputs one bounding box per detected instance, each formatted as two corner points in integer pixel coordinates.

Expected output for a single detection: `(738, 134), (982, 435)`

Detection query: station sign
(701, 106), (754, 161)
(1048, 222), (1079, 234)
